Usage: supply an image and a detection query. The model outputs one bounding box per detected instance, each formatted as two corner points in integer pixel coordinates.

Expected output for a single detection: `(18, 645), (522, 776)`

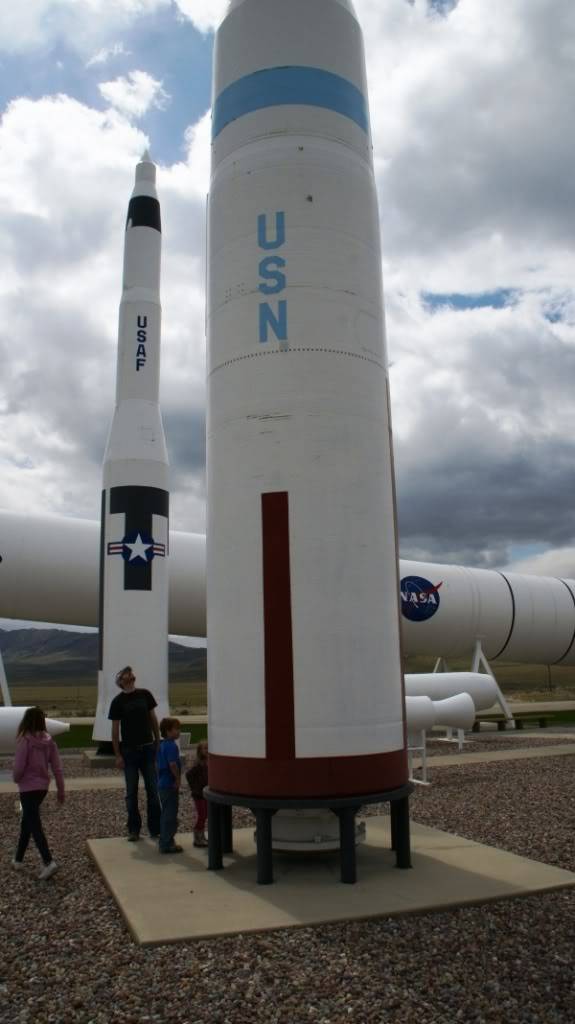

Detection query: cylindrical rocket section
(4, 510), (575, 669)
(92, 154), (170, 742)
(207, 0), (407, 798)
(0, 708), (70, 754)
(399, 559), (575, 666)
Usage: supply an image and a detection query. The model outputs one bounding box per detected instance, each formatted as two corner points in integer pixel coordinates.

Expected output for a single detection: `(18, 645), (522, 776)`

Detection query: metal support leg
(336, 807), (357, 884)
(390, 805), (397, 851)
(207, 801), (223, 871)
(255, 808), (274, 884)
(221, 804), (233, 854)
(392, 796), (412, 869)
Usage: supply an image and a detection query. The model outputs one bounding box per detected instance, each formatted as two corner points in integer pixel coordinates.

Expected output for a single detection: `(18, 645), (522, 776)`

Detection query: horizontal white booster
(2, 513), (575, 667)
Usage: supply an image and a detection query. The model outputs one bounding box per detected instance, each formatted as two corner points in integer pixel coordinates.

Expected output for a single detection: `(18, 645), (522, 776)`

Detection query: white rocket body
(405, 672), (498, 711)
(405, 693), (477, 733)
(0, 708), (69, 754)
(206, 0), (407, 798)
(92, 155), (169, 742)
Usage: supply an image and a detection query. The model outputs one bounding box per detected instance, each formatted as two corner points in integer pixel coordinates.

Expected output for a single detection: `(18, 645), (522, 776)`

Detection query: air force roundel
(104, 485), (169, 594)
(400, 575), (443, 622)
(107, 531), (166, 563)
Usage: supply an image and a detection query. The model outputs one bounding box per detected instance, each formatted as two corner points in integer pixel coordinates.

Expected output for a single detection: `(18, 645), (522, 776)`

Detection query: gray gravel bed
(0, 753), (201, 778)
(1, 756), (574, 1023)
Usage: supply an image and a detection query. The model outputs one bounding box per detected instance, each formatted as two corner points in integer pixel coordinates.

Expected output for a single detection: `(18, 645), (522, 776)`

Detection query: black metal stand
(207, 799), (223, 871)
(255, 809), (274, 884)
(221, 804), (233, 855)
(334, 807), (357, 884)
(390, 795), (412, 869)
(204, 783), (413, 885)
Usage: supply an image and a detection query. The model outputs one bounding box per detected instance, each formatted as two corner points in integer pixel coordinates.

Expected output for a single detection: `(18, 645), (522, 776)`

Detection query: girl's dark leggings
(16, 790), (52, 865)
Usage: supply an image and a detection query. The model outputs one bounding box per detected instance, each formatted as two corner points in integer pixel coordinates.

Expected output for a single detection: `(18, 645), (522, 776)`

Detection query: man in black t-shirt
(108, 666), (161, 841)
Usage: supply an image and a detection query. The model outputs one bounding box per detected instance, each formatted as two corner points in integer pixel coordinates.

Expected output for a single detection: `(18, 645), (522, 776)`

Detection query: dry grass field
(404, 655), (575, 699)
(7, 659), (575, 717)
(8, 680), (207, 716)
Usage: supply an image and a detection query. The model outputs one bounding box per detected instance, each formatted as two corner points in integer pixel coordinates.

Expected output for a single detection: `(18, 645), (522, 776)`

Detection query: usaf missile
(206, 0), (407, 801)
(0, 708), (69, 754)
(92, 152), (170, 743)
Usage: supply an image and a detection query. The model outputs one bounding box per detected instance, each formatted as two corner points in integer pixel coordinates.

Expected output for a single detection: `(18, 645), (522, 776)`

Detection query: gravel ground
(1, 755), (574, 1024)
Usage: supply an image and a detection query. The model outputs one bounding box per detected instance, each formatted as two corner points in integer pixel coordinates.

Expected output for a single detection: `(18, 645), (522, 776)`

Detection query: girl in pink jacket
(12, 707), (65, 879)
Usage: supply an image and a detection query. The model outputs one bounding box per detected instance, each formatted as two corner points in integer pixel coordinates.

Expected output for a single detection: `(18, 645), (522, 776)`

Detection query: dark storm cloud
(391, 305), (575, 566)
(164, 406), (205, 478)
(396, 438), (575, 567)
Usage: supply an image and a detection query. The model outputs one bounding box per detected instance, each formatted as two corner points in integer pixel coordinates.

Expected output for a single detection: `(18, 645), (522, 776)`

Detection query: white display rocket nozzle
(92, 152), (170, 743)
(0, 707), (69, 754)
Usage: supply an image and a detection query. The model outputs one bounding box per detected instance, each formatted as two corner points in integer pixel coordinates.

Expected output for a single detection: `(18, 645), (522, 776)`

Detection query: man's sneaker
(193, 832), (208, 848)
(11, 859), (24, 871)
(127, 833), (140, 842)
(39, 861), (58, 881)
(160, 844), (183, 854)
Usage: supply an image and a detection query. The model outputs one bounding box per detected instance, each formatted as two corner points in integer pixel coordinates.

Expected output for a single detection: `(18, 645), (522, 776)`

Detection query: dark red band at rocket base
(261, 491), (296, 760)
(208, 749), (409, 800)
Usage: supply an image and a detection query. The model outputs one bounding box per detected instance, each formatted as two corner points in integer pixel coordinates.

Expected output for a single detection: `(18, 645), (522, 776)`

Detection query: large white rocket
(206, 0), (407, 800)
(92, 153), (169, 742)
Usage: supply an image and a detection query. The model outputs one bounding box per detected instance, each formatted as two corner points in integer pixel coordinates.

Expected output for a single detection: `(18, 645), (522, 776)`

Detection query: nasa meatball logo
(400, 576), (443, 622)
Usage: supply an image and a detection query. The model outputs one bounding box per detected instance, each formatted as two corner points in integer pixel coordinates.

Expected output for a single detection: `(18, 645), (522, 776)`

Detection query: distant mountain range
(0, 628), (206, 688)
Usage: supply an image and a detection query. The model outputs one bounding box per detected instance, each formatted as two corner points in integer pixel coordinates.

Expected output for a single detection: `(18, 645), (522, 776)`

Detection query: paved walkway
(423, 742), (575, 768)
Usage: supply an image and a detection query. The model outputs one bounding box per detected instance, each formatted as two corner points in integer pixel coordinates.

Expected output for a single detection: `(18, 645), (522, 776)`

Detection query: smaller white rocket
(92, 153), (170, 743)
(0, 708), (69, 754)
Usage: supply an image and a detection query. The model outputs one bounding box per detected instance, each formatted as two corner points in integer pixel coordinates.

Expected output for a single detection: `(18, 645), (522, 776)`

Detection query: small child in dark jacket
(186, 740), (208, 847)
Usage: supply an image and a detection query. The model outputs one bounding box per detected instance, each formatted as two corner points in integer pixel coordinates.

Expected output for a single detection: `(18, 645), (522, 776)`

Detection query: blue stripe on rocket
(212, 66), (369, 138)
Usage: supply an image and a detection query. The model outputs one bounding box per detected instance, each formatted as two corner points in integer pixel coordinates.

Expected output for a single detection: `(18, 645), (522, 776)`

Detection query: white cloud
(504, 547), (575, 579)
(0, 91), (207, 530)
(173, 0), (229, 33)
(1, 0), (574, 580)
(0, 0), (169, 56)
(86, 42), (130, 68)
(99, 70), (170, 118)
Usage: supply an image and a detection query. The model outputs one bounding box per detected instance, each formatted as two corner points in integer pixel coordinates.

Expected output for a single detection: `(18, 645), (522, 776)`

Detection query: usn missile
(92, 153), (170, 743)
(206, 0), (407, 801)
(0, 708), (69, 754)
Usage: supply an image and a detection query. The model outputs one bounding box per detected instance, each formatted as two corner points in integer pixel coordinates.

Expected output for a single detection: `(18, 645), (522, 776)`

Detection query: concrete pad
(83, 751), (116, 770)
(87, 818), (575, 946)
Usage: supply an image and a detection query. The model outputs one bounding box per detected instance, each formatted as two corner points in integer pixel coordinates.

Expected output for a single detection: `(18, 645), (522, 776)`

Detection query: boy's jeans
(158, 787), (179, 851)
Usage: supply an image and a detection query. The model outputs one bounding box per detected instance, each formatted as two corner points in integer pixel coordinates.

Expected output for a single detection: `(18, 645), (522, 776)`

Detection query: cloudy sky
(1, 0), (574, 586)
